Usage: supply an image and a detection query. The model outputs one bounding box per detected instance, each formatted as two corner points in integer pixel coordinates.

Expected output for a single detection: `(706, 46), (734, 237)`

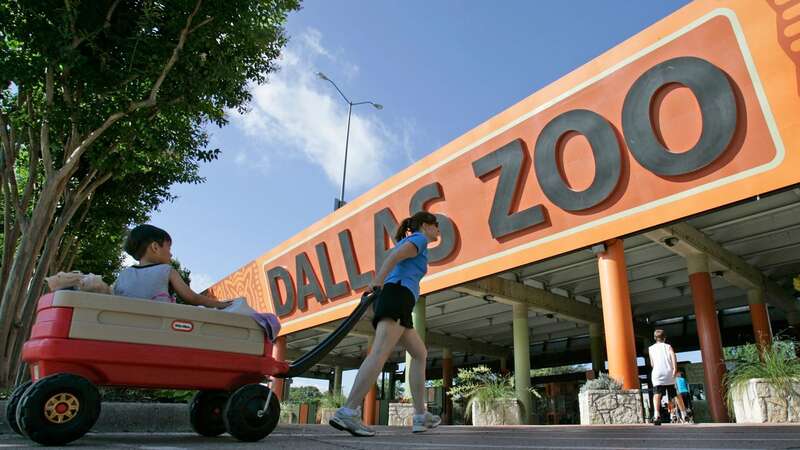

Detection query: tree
(0, 0), (301, 387)
(288, 385), (323, 405)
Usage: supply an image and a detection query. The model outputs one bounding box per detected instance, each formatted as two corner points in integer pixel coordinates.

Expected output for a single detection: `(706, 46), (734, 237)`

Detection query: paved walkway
(2, 424), (800, 449)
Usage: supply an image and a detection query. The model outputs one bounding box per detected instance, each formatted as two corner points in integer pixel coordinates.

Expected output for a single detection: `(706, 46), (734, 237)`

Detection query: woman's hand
(367, 281), (382, 294)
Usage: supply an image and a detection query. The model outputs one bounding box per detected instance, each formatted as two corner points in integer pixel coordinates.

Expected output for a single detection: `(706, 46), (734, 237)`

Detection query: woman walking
(330, 211), (442, 436)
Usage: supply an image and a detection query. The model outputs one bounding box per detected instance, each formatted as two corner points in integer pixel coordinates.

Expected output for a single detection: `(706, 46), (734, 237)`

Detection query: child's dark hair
(394, 211), (438, 242)
(124, 224), (172, 260)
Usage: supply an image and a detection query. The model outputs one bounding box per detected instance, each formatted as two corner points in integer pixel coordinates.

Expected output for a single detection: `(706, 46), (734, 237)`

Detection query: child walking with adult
(330, 211), (442, 437)
(649, 329), (689, 425)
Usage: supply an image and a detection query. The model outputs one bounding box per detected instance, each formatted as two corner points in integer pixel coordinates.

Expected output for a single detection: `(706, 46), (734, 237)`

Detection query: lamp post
(317, 72), (382, 210)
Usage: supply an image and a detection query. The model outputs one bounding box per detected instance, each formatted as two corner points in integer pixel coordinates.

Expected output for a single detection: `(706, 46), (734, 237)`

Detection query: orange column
(687, 254), (729, 423)
(596, 239), (639, 389)
(363, 339), (377, 425)
(272, 336), (287, 400)
(747, 289), (772, 352)
(442, 348), (453, 425)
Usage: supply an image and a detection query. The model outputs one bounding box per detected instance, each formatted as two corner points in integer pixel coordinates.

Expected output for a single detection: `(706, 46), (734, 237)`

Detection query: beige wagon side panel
(53, 291), (264, 355)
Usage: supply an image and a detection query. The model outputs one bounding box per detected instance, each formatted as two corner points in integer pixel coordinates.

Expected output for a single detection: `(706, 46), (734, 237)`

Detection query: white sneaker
(412, 411), (441, 433)
(329, 407), (375, 437)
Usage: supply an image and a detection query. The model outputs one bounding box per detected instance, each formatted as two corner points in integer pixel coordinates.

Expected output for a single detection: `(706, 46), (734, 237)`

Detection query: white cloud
(301, 28), (331, 59)
(230, 28), (406, 191)
(190, 272), (215, 292)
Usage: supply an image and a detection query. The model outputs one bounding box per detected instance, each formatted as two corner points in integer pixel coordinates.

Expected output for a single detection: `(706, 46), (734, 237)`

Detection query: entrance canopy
(207, 0), (800, 376)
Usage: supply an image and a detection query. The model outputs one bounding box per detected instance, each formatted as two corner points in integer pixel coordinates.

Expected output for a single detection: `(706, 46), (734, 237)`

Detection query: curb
(1, 400), (193, 433)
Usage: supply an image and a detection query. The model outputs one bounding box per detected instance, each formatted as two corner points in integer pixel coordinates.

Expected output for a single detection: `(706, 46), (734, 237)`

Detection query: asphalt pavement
(2, 423), (800, 449)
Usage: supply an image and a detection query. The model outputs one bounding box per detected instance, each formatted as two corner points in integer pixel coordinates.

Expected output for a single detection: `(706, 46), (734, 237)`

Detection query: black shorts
(654, 384), (677, 398)
(371, 282), (415, 329)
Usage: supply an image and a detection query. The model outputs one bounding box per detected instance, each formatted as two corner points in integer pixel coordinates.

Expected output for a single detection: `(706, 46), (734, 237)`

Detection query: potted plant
(578, 373), (644, 424)
(726, 339), (800, 423)
(317, 393), (345, 424)
(448, 365), (539, 426)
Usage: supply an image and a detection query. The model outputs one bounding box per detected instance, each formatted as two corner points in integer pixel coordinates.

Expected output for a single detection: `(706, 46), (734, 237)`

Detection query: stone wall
(471, 398), (523, 426)
(578, 389), (644, 424)
(732, 378), (800, 423)
(388, 402), (415, 426)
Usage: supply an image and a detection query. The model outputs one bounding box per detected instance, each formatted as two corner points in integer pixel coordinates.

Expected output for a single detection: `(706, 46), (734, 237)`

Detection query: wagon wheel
(223, 384), (280, 442)
(4, 380), (32, 436)
(15, 373), (101, 446)
(189, 390), (230, 437)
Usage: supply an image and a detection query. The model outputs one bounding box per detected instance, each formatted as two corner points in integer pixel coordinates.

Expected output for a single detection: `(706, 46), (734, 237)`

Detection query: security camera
(663, 237), (679, 247)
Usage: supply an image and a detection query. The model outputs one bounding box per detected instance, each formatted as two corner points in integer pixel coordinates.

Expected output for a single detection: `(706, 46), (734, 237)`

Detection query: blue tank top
(676, 376), (689, 393)
(384, 232), (429, 301)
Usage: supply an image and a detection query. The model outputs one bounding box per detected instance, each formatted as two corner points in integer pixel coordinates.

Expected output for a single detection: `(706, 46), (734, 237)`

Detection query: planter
(279, 403), (299, 424)
(578, 389), (644, 424)
(731, 378), (800, 423)
(470, 398), (522, 426)
(317, 406), (337, 424)
(388, 402), (415, 426)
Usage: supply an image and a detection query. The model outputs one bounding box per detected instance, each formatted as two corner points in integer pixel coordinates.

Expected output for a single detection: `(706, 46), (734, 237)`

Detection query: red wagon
(6, 289), (375, 446)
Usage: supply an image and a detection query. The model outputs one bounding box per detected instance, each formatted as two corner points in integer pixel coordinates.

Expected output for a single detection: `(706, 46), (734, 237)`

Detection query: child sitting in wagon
(113, 224), (231, 308)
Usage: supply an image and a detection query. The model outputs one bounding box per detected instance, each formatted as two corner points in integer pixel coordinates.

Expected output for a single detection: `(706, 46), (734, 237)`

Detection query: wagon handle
(275, 288), (380, 379)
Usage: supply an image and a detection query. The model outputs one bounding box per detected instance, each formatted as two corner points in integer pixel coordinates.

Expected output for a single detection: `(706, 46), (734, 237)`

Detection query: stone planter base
(317, 406), (337, 424)
(280, 403), (299, 424)
(389, 402), (415, 426)
(471, 398), (522, 425)
(579, 389), (644, 424)
(732, 378), (800, 423)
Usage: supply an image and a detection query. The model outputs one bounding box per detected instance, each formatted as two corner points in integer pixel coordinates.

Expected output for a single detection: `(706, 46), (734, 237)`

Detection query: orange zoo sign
(208, 1), (800, 335)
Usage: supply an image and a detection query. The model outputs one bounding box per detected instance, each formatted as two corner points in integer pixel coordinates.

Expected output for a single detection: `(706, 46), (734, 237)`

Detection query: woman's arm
(369, 241), (419, 291)
(169, 269), (231, 308)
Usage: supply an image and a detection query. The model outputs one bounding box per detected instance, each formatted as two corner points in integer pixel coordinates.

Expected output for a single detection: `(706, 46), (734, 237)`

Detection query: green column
(406, 296), (427, 397)
(333, 366), (343, 396)
(513, 303), (531, 425)
(589, 323), (605, 374)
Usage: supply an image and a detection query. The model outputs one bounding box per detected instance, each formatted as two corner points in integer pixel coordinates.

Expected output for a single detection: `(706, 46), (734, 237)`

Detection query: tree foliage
(287, 385), (323, 405)
(0, 0), (301, 387)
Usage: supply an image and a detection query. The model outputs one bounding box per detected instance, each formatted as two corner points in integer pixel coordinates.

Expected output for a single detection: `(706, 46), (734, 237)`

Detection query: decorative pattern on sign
(204, 261), (272, 314)
(769, 0), (800, 95)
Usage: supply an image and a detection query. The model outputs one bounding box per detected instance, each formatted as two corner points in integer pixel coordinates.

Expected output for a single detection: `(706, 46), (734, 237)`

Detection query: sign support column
(687, 253), (729, 423)
(272, 336), (287, 400)
(442, 347), (454, 424)
(513, 303), (532, 424)
(589, 323), (605, 375)
(596, 239), (639, 389)
(747, 288), (772, 353)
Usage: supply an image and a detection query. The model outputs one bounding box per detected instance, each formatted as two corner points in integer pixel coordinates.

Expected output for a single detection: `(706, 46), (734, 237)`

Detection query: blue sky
(149, 0), (692, 393)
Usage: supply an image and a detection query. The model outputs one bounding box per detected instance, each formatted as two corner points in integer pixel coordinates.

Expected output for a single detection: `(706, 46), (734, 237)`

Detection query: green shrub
(580, 373), (623, 393)
(100, 387), (194, 403)
(319, 392), (346, 408)
(724, 339), (800, 409)
(448, 365), (539, 418)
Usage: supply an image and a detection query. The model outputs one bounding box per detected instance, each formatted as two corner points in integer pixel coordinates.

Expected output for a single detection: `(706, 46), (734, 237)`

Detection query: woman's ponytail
(395, 218), (413, 242)
(394, 211), (437, 242)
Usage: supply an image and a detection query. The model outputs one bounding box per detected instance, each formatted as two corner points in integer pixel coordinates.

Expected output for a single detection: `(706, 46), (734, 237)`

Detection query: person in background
(675, 371), (693, 421)
(648, 329), (689, 425)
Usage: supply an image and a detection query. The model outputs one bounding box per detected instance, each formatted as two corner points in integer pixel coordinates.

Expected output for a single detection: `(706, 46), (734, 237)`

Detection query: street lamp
(317, 71), (383, 210)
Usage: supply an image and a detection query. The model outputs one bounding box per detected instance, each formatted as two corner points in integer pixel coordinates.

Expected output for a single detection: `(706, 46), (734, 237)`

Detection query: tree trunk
(3, 184), (100, 387)
(0, 178), (67, 387)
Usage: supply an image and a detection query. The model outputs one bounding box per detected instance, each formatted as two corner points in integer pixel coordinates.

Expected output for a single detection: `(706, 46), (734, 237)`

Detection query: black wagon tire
(15, 373), (101, 446)
(223, 384), (280, 442)
(189, 390), (230, 437)
(5, 380), (32, 436)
